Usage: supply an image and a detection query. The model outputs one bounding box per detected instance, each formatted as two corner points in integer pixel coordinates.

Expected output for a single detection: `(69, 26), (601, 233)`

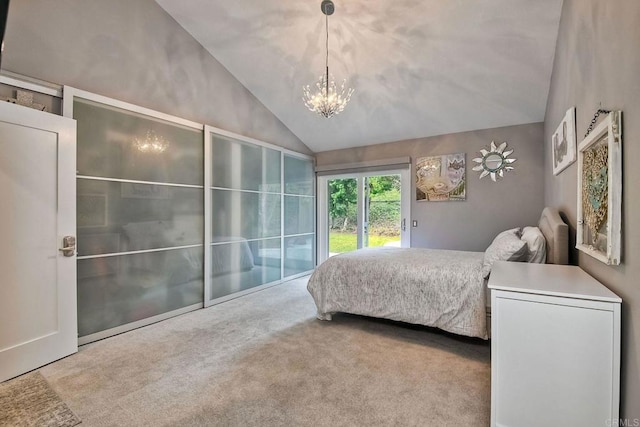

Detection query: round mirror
(484, 153), (504, 172)
(472, 141), (516, 181)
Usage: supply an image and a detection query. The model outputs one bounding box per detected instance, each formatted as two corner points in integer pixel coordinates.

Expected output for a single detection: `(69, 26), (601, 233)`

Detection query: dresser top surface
(488, 261), (621, 303)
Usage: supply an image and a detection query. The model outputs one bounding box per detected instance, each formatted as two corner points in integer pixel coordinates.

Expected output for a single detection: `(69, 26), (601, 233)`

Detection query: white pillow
(482, 228), (528, 279)
(521, 226), (546, 263)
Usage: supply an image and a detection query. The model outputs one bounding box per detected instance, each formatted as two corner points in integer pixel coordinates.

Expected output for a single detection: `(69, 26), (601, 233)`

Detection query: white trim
(62, 86), (74, 118)
(208, 279), (283, 306)
(611, 303), (621, 423)
(78, 303), (203, 345)
(315, 157), (411, 174)
(210, 236), (281, 246)
(283, 270), (315, 281)
(77, 175), (204, 189)
(316, 177), (329, 266)
(283, 193), (315, 198)
(283, 232), (315, 239)
(0, 71), (63, 97)
(357, 177), (364, 249)
(77, 244), (203, 260)
(207, 123), (314, 160)
(282, 148), (315, 161)
(203, 126), (213, 305)
(280, 151), (285, 281)
(210, 186), (281, 196)
(400, 168), (412, 248)
(207, 273), (312, 307)
(62, 86), (204, 130)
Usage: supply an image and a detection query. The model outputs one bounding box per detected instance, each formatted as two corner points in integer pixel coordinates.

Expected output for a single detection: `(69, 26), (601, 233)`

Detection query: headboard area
(538, 207), (569, 265)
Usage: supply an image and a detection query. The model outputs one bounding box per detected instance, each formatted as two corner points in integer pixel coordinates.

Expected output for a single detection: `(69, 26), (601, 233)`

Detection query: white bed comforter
(307, 247), (488, 339)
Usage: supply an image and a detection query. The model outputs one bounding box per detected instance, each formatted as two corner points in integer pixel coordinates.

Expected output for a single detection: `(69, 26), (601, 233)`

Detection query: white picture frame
(552, 107), (577, 175)
(576, 110), (622, 265)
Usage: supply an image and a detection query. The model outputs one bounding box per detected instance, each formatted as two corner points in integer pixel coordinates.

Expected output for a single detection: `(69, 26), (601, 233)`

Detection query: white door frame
(317, 168), (411, 265)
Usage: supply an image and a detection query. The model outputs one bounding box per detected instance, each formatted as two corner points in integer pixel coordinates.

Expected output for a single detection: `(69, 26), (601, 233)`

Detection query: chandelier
(133, 130), (169, 154)
(303, 0), (354, 118)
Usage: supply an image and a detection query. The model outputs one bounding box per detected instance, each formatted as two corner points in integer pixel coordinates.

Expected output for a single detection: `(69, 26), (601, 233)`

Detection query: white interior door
(0, 102), (77, 383)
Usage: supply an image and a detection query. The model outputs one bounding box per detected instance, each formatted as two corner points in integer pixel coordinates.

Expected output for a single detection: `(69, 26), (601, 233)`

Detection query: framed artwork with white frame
(552, 107), (577, 175)
(576, 110), (622, 265)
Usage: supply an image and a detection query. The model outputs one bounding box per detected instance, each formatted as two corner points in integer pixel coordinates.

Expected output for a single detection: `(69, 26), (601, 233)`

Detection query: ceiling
(155, 0), (563, 153)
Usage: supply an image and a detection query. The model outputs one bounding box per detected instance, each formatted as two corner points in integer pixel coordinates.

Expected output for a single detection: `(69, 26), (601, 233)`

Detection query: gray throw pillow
(482, 229), (528, 278)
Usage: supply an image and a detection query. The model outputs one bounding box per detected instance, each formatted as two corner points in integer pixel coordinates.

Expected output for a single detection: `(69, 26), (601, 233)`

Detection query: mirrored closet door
(65, 88), (205, 344)
(283, 154), (316, 278)
(205, 128), (315, 306)
(65, 88), (316, 343)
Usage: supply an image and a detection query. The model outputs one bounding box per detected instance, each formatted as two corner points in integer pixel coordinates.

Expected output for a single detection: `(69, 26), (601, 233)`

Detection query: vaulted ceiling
(156, 0), (563, 153)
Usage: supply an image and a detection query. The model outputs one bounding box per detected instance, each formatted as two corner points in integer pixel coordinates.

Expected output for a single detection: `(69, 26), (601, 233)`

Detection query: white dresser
(488, 261), (621, 427)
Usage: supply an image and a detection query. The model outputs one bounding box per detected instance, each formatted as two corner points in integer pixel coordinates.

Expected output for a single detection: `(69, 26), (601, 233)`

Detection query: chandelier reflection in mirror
(303, 0), (354, 118)
(133, 130), (169, 154)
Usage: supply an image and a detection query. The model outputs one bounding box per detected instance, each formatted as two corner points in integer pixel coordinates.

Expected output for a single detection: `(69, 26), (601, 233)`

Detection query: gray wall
(544, 0), (640, 419)
(316, 122), (545, 251)
(2, 0), (311, 155)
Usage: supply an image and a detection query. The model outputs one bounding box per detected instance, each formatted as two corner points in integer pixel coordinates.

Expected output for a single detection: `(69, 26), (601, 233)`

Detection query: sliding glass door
(318, 169), (410, 263)
(205, 128), (315, 306)
(67, 89), (205, 344)
(283, 154), (315, 277)
(66, 87), (316, 343)
(208, 133), (282, 301)
(362, 175), (402, 249)
(327, 177), (358, 256)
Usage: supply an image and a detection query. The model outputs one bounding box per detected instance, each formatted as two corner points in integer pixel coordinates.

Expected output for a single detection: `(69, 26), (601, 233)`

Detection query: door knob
(59, 236), (76, 257)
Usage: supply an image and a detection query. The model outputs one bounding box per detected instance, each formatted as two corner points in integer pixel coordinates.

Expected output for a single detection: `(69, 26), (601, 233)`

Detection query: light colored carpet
(0, 371), (81, 427)
(37, 276), (490, 426)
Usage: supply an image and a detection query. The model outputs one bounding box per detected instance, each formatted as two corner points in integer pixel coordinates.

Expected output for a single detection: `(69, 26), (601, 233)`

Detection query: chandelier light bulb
(303, 73), (354, 119)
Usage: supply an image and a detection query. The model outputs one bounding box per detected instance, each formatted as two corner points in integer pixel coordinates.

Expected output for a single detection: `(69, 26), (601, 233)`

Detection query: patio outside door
(0, 102), (77, 382)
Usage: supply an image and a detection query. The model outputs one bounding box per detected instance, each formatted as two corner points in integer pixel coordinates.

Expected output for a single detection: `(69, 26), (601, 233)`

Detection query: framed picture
(416, 153), (465, 201)
(576, 110), (622, 265)
(552, 107), (577, 175)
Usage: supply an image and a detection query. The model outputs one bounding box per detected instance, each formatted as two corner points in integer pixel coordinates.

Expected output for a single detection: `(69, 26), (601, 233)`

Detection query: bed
(307, 207), (568, 339)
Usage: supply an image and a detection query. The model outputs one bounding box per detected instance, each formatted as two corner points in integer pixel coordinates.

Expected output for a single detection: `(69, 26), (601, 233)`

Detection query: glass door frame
(317, 168), (411, 265)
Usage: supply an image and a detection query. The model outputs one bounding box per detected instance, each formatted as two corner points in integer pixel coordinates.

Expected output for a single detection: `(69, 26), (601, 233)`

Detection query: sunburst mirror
(472, 141), (516, 181)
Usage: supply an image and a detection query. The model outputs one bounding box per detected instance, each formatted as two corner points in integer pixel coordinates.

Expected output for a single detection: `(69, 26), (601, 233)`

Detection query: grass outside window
(329, 232), (400, 254)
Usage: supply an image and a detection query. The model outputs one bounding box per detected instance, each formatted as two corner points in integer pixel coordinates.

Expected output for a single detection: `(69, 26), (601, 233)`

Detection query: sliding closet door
(66, 88), (205, 344)
(283, 154), (315, 278)
(208, 132), (282, 302)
